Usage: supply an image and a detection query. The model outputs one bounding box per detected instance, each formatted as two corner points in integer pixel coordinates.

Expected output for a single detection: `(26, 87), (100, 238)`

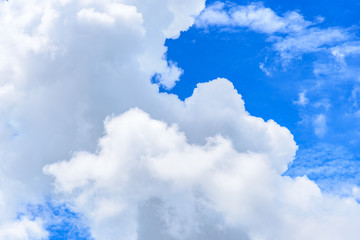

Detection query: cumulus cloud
(45, 104), (360, 240)
(0, 0), (204, 235)
(41, 78), (298, 239)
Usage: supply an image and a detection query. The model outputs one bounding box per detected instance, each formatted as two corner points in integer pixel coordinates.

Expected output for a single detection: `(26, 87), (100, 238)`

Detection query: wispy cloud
(286, 143), (360, 195)
(331, 41), (360, 61)
(195, 2), (312, 34)
(313, 114), (327, 138)
(294, 91), (309, 106)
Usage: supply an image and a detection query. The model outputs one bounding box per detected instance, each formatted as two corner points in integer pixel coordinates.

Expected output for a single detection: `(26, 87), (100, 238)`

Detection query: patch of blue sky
(285, 143), (360, 196)
(22, 202), (92, 240)
(163, 0), (360, 193)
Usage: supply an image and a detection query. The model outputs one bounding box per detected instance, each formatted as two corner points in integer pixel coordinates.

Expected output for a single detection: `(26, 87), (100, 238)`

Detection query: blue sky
(165, 0), (360, 194)
(2, 0), (360, 239)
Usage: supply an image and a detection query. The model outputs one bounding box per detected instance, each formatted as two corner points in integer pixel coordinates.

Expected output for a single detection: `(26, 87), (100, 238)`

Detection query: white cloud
(0, 217), (48, 240)
(194, 2), (231, 27)
(273, 27), (350, 61)
(43, 104), (294, 240)
(195, 2), (311, 34)
(195, 2), (351, 65)
(331, 41), (360, 61)
(41, 78), (298, 240)
(164, 0), (206, 39)
(313, 114), (327, 138)
(45, 104), (360, 240)
(313, 98), (331, 110)
(294, 91), (309, 106)
(231, 4), (309, 34)
(152, 61), (184, 89)
(77, 8), (116, 26)
(0, 0), (205, 235)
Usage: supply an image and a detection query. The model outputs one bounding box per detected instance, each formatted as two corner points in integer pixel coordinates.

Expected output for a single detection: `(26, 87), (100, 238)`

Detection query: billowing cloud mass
(0, 0), (205, 237)
(1, 0), (360, 239)
(44, 79), (298, 239)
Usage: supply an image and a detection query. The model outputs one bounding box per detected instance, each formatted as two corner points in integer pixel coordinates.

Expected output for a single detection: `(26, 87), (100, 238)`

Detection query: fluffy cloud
(42, 78), (298, 239)
(0, 0), (204, 236)
(45, 100), (360, 240)
(0, 217), (47, 240)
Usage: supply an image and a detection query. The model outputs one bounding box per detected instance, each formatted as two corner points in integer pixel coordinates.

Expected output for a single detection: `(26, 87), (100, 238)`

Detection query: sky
(1, 0), (360, 239)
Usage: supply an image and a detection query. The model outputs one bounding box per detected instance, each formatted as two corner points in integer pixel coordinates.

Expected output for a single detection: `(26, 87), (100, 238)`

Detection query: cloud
(331, 41), (360, 61)
(286, 143), (360, 195)
(273, 27), (350, 61)
(42, 77), (298, 239)
(0, 217), (48, 240)
(195, 2), (311, 34)
(195, 1), (351, 64)
(1, 0), (360, 240)
(194, 2), (232, 27)
(43, 104), (294, 240)
(40, 77), (299, 240)
(0, 0), (205, 235)
(45, 103), (360, 240)
(294, 91), (309, 106)
(313, 114), (327, 138)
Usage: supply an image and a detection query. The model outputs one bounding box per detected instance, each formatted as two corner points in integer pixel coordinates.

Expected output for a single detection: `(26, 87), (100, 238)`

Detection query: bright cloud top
(43, 78), (298, 239)
(1, 0), (360, 239)
(45, 102), (360, 240)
